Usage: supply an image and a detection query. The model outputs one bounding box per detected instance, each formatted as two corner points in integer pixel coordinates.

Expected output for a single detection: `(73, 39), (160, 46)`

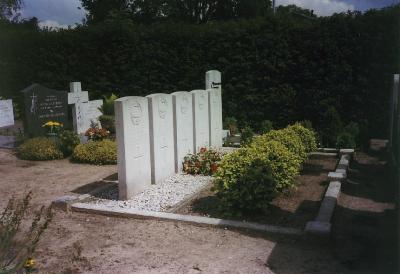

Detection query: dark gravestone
(21, 84), (68, 136)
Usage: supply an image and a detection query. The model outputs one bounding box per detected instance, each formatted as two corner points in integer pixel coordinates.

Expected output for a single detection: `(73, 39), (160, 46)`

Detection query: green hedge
(1, 6), (399, 140)
(72, 140), (117, 165)
(286, 123), (317, 153)
(18, 137), (64, 161)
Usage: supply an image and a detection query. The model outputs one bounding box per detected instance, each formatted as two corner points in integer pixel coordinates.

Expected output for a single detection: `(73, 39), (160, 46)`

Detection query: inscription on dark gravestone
(21, 84), (68, 136)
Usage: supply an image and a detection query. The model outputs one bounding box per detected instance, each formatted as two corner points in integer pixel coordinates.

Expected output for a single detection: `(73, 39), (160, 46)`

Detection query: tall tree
(0, 0), (23, 20)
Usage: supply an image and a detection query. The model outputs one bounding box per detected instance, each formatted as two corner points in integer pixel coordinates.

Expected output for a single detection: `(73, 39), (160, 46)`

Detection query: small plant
(0, 192), (53, 273)
(224, 117), (238, 136)
(42, 121), (63, 137)
(58, 130), (80, 157)
(72, 139), (117, 165)
(98, 93), (118, 134)
(259, 120), (273, 134)
(183, 148), (222, 175)
(18, 137), (64, 160)
(85, 127), (110, 141)
(336, 132), (356, 149)
(240, 126), (254, 147)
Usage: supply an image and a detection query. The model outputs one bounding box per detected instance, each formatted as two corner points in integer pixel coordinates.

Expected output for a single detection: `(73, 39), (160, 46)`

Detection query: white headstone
(208, 88), (223, 148)
(115, 96), (152, 200)
(389, 74), (399, 147)
(68, 82), (103, 134)
(147, 93), (175, 184)
(191, 90), (209, 152)
(0, 100), (14, 128)
(205, 70), (222, 90)
(172, 91), (194, 173)
(206, 70), (223, 147)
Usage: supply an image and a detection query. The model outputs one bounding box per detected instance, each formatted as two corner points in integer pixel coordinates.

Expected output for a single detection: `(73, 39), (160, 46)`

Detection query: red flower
(200, 147), (207, 153)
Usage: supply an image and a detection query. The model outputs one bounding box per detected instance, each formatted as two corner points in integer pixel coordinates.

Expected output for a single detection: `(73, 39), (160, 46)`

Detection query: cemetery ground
(0, 148), (397, 273)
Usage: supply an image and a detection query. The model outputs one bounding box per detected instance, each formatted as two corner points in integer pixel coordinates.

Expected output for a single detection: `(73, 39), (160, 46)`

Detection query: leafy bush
(58, 130), (80, 157)
(259, 120), (273, 134)
(0, 192), (52, 273)
(224, 117), (238, 135)
(213, 140), (301, 214)
(254, 128), (307, 162)
(336, 132), (356, 149)
(99, 93), (117, 116)
(240, 126), (254, 147)
(320, 107), (343, 147)
(72, 139), (117, 165)
(98, 93), (117, 134)
(18, 137), (64, 161)
(99, 115), (115, 134)
(183, 148), (221, 175)
(286, 123), (317, 153)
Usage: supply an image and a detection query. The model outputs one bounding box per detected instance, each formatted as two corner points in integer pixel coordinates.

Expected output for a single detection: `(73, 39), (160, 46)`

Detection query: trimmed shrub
(286, 123), (317, 153)
(72, 140), (117, 165)
(18, 137), (63, 161)
(254, 129), (307, 162)
(336, 132), (356, 149)
(224, 117), (238, 135)
(58, 130), (80, 157)
(213, 140), (301, 214)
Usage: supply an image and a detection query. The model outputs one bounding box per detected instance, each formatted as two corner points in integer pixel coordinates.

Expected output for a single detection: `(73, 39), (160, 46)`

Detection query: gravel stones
(90, 174), (213, 212)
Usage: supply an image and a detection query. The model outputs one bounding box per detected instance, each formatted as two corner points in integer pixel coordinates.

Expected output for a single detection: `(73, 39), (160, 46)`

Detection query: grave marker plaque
(21, 84), (68, 136)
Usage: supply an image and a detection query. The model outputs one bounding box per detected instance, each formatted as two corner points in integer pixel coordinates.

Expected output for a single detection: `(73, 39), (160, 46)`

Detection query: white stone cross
(68, 82), (90, 134)
(68, 82), (89, 105)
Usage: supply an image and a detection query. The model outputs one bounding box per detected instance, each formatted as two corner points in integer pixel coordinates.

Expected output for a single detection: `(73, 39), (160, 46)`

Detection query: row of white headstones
(116, 70), (223, 200)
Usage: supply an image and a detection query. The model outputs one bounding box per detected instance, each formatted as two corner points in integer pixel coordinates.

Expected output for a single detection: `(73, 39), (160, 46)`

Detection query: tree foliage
(0, 5), (399, 141)
(80, 0), (272, 24)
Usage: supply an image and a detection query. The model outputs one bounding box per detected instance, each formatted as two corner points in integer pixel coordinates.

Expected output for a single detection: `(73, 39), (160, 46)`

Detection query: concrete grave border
(53, 150), (349, 236)
(306, 149), (354, 235)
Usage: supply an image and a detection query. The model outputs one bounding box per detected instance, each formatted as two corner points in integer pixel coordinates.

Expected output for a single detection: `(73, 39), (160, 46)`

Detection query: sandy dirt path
(1, 148), (393, 273)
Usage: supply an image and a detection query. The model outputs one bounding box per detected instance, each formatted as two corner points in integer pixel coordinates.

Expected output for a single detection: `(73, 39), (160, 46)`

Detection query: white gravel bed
(89, 174), (212, 212)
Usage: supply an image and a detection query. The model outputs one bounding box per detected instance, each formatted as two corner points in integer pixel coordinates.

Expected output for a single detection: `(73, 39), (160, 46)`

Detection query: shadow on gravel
(264, 151), (399, 274)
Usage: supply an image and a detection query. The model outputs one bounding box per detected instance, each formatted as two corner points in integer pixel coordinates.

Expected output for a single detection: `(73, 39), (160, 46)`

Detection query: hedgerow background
(0, 5), (399, 140)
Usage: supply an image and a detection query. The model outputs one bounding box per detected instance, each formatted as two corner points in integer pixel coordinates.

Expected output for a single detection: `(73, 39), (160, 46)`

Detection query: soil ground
(176, 157), (337, 229)
(0, 148), (398, 273)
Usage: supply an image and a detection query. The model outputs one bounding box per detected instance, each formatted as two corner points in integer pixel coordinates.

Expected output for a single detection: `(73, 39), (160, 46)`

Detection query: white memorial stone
(73, 100), (103, 133)
(208, 88), (223, 148)
(191, 89), (209, 152)
(172, 91), (194, 172)
(115, 96), (152, 199)
(206, 70), (223, 147)
(147, 93), (175, 184)
(0, 100), (14, 128)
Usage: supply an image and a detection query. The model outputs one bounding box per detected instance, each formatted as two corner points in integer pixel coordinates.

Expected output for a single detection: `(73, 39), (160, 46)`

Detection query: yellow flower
(24, 257), (35, 269)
